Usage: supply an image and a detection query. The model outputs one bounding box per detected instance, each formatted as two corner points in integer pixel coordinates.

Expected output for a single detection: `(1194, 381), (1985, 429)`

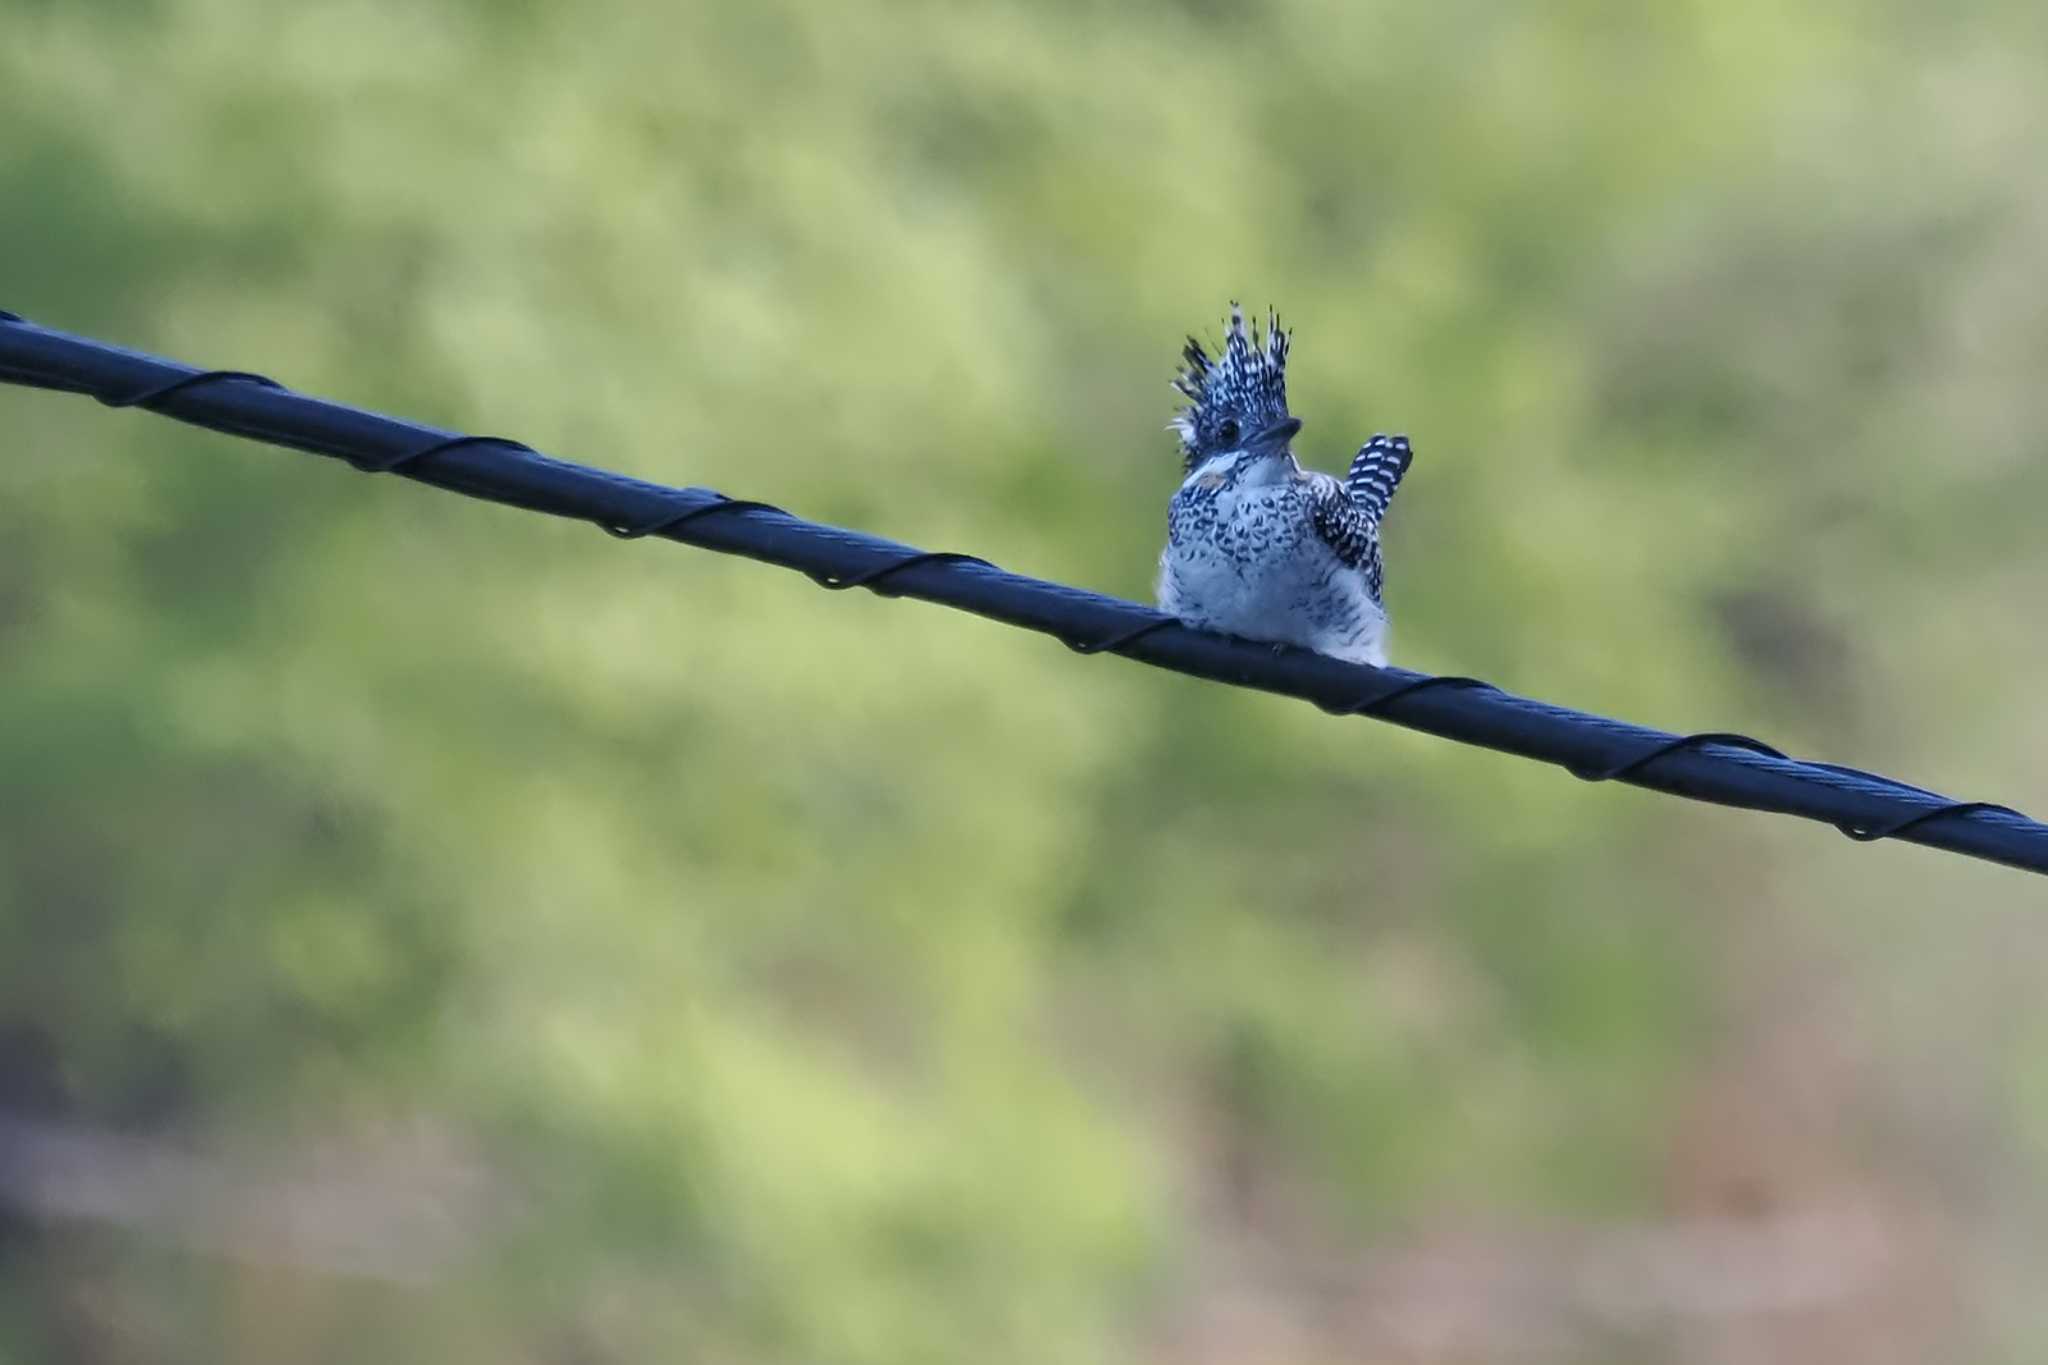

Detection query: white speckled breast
(1158, 456), (1388, 666)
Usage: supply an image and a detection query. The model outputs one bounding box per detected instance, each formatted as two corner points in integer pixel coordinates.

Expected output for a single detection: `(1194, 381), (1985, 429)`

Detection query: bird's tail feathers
(1345, 435), (1412, 522)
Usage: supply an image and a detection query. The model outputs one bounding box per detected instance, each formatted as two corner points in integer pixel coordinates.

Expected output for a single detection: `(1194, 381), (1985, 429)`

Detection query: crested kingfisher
(1157, 305), (1412, 667)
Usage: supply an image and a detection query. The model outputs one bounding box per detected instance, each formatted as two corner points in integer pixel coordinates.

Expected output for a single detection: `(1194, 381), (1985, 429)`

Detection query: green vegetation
(5, 1), (2047, 1359)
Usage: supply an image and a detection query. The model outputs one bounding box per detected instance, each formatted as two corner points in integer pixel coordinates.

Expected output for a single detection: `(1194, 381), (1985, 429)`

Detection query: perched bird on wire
(1157, 305), (1413, 667)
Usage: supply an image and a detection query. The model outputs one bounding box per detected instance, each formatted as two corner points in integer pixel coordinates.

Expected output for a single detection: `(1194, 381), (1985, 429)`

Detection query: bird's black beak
(1247, 417), (1302, 457)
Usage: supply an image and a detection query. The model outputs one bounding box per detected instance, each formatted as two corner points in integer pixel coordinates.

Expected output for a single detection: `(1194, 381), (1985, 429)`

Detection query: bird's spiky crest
(1170, 303), (1292, 471)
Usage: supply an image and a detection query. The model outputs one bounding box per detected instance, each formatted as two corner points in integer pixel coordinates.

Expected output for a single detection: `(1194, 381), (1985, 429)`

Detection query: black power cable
(2, 310), (2041, 876)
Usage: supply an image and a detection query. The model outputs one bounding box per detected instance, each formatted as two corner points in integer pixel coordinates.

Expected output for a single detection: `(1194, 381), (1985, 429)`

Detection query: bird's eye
(1217, 419), (1240, 445)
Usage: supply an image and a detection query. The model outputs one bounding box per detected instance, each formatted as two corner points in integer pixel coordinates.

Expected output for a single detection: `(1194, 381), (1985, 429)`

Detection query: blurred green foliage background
(4, 0), (2048, 1360)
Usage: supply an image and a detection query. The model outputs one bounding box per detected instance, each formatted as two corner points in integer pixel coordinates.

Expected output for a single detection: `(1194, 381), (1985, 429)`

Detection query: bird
(1157, 304), (1413, 667)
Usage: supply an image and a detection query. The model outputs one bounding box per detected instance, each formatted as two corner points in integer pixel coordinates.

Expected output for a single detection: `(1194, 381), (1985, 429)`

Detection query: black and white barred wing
(1310, 434), (1412, 602)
